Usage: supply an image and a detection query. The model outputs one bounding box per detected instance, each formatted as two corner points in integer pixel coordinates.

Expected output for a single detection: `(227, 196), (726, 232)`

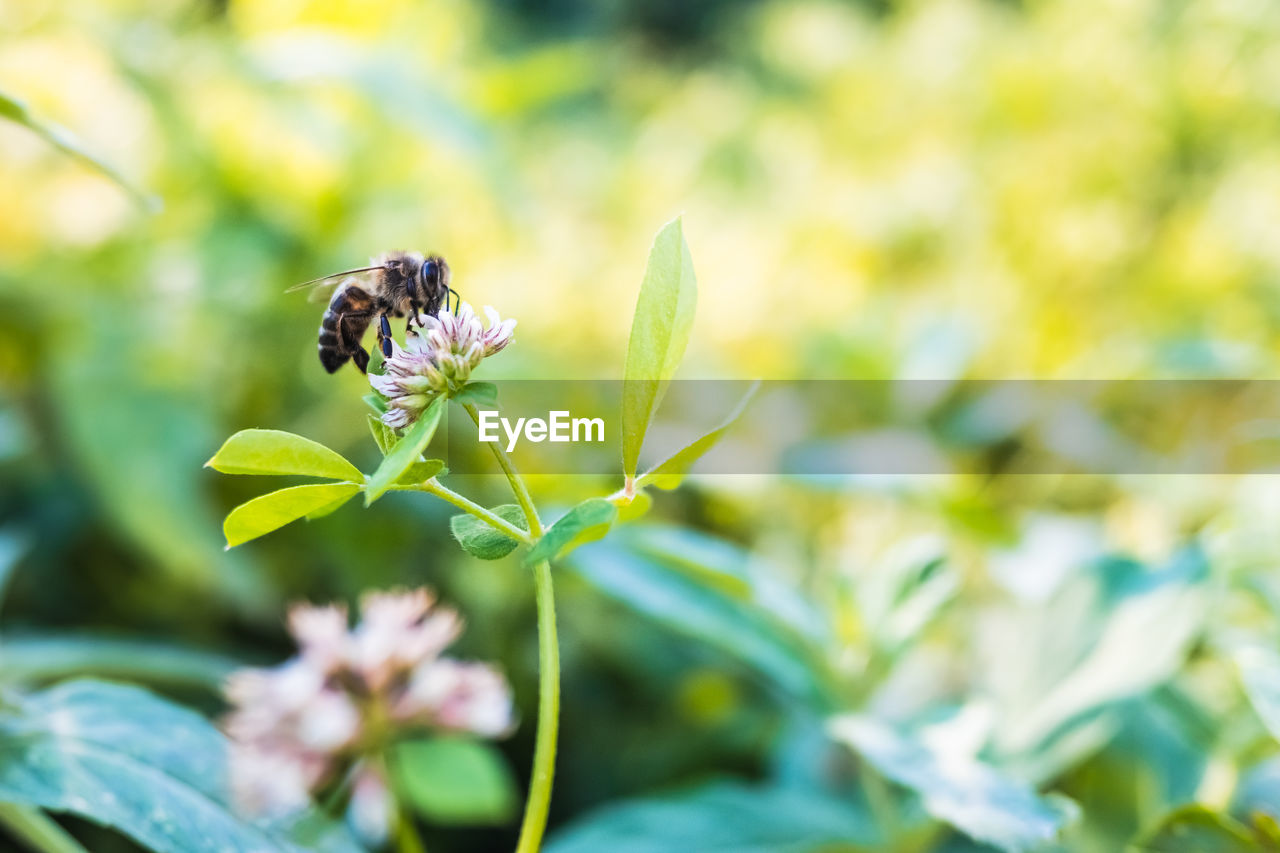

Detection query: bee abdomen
(318, 285), (375, 374)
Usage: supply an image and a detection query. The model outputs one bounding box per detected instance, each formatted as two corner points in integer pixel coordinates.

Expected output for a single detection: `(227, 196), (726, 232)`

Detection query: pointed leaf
(0, 89), (159, 210)
(525, 498), (617, 566)
(224, 483), (360, 547)
(206, 430), (362, 481)
(637, 381), (757, 490)
(368, 415), (446, 484)
(391, 737), (517, 825)
(365, 397), (445, 504)
(622, 216), (697, 479)
(451, 505), (528, 560)
(363, 393), (388, 415)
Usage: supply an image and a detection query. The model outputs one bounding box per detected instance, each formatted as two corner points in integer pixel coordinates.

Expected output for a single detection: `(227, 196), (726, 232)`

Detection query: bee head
(418, 256), (450, 302)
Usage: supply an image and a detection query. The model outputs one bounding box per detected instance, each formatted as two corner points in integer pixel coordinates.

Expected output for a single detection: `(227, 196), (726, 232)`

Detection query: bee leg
(448, 287), (461, 314)
(376, 314), (394, 359)
(336, 309), (373, 374)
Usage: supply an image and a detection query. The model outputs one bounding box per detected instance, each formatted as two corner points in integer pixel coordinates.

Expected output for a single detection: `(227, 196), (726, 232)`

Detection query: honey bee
(289, 251), (457, 373)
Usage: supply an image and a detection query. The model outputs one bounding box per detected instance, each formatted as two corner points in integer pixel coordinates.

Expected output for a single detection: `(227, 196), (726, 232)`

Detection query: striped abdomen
(319, 284), (377, 373)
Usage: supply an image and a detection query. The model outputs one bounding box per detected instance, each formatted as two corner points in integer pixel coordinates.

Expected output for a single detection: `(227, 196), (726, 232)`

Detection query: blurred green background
(5, 0), (1280, 850)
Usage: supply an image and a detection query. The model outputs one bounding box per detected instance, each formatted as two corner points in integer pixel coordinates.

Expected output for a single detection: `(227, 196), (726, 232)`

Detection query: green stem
(515, 559), (558, 853)
(404, 479), (533, 545)
(463, 404), (543, 537)
(394, 804), (428, 853)
(0, 804), (89, 853)
(462, 402), (558, 852)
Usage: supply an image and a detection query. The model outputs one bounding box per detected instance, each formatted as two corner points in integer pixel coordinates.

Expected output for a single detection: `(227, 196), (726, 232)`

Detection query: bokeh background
(5, 0), (1280, 850)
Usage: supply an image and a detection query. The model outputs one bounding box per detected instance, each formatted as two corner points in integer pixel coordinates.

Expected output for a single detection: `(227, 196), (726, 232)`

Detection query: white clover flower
(370, 303), (516, 429)
(223, 587), (513, 836)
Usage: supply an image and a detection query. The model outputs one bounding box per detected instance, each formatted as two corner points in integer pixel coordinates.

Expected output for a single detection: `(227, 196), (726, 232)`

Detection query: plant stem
(394, 804), (428, 853)
(404, 479), (533, 544)
(0, 804), (89, 853)
(463, 404), (543, 537)
(461, 402), (558, 852)
(515, 559), (558, 853)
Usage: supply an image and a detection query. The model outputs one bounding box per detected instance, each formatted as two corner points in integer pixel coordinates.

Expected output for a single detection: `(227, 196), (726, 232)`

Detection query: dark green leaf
(1133, 806), (1261, 852)
(206, 429), (363, 481)
(566, 537), (830, 704)
(637, 381), (757, 491)
(453, 382), (498, 409)
(365, 397), (445, 504)
(391, 737), (517, 825)
(544, 781), (878, 853)
(0, 633), (237, 691)
(525, 498), (617, 566)
(451, 505), (528, 559)
(626, 524), (826, 642)
(224, 483), (361, 547)
(829, 715), (1077, 853)
(0, 89), (159, 210)
(0, 680), (325, 852)
(622, 216), (697, 480)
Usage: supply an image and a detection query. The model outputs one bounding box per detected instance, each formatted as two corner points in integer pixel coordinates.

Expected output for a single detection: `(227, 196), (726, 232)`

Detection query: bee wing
(286, 264), (385, 303)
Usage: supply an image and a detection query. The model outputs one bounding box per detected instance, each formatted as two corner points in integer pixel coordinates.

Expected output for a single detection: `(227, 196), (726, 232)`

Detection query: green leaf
(367, 414), (397, 454)
(451, 505), (528, 560)
(0, 679), (335, 853)
(363, 393), (389, 414)
(0, 633), (237, 691)
(544, 781), (879, 853)
(565, 536), (830, 704)
(223, 483), (361, 547)
(1238, 647), (1280, 744)
(828, 715), (1077, 853)
(525, 498), (617, 566)
(367, 415), (446, 484)
(206, 429), (363, 481)
(365, 397), (445, 504)
(1133, 806), (1262, 852)
(621, 216), (697, 480)
(997, 568), (1206, 754)
(637, 381), (757, 491)
(0, 89), (159, 211)
(625, 525), (826, 644)
(453, 382), (498, 409)
(390, 737), (517, 826)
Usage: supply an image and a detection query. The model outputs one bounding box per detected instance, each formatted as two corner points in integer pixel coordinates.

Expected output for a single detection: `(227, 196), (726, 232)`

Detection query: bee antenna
(286, 265), (387, 292)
